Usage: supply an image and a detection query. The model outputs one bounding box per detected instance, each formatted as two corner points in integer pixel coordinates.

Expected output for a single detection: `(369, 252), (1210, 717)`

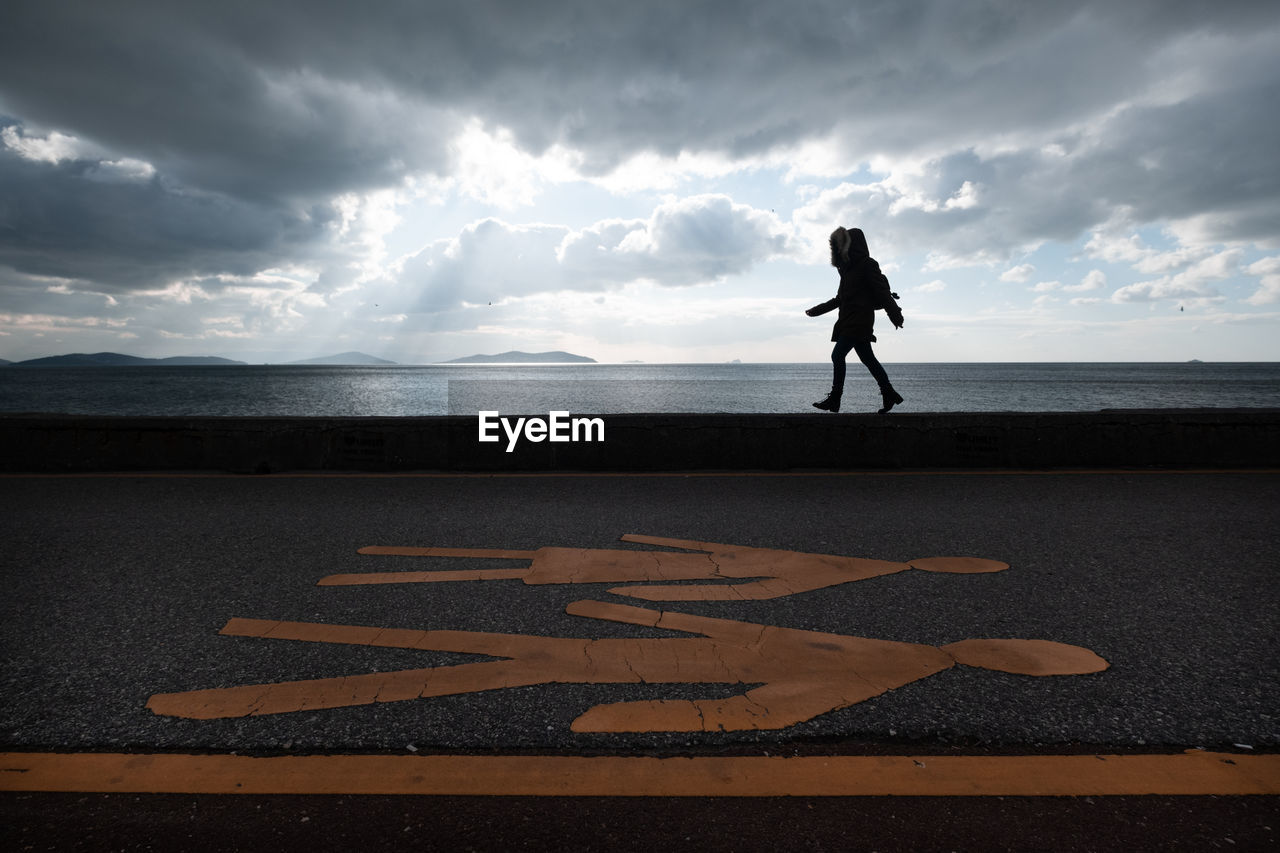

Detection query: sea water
(1, 362), (1278, 416)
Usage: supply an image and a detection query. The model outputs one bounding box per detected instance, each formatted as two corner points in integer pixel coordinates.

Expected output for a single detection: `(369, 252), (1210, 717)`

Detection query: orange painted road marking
(326, 534), (1007, 600)
(4, 469), (1277, 479)
(2, 752), (1275, 796)
(147, 600), (1106, 731)
(356, 546), (537, 560)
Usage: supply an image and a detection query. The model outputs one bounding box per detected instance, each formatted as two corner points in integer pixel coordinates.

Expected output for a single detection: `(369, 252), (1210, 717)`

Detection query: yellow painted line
(2, 752), (1276, 797)
(2, 469), (1277, 479)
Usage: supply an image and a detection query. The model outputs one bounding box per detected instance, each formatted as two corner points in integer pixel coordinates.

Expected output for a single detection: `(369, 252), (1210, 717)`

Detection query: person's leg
(850, 338), (888, 387)
(814, 336), (857, 411)
(831, 337), (855, 393)
(851, 339), (903, 413)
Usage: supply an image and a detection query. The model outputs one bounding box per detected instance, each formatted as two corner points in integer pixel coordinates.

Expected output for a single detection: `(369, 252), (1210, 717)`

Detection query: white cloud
(0, 312), (130, 331)
(1245, 256), (1280, 275)
(1244, 256), (1280, 305)
(1111, 248), (1242, 303)
(1085, 218), (1153, 265)
(1000, 264), (1035, 282)
(450, 120), (582, 207)
(1, 126), (103, 163)
(588, 148), (759, 195)
(1, 125), (157, 182)
(1063, 269), (1106, 292)
(84, 158), (156, 183)
(1031, 281), (1061, 292)
(943, 180), (980, 210)
(559, 194), (793, 287)
(395, 194), (793, 312)
(1132, 246), (1213, 276)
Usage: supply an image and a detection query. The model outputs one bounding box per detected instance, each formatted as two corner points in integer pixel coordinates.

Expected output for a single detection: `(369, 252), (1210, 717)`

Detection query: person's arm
(869, 265), (905, 329)
(882, 291), (904, 329)
(806, 297), (838, 317)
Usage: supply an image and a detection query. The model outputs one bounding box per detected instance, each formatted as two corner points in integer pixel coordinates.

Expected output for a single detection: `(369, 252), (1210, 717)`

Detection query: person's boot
(812, 391), (841, 412)
(877, 386), (904, 414)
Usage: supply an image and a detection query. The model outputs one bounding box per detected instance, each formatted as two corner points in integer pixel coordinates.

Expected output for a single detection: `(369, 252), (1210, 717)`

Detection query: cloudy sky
(1, 1), (1278, 364)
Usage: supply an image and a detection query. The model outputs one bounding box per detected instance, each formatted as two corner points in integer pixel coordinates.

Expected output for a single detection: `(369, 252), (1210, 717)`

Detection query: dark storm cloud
(798, 37), (1280, 264)
(0, 2), (456, 202)
(1, 0), (1277, 307)
(0, 131), (332, 288)
(1087, 76), (1280, 243)
(5, 0), (1275, 195)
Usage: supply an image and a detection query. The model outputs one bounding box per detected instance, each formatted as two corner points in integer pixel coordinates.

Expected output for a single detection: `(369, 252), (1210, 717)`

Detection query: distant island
(287, 351), (396, 365)
(442, 350), (596, 364)
(8, 352), (246, 367)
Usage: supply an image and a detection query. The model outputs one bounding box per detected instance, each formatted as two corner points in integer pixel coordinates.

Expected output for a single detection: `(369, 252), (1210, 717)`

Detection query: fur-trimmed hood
(829, 226), (870, 267)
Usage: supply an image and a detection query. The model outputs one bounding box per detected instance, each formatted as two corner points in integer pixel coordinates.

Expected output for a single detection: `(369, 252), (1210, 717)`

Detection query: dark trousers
(831, 335), (890, 396)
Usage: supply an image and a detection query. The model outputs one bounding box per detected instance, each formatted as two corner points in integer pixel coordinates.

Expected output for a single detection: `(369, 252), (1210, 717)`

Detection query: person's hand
(805, 307), (819, 317)
(888, 309), (905, 329)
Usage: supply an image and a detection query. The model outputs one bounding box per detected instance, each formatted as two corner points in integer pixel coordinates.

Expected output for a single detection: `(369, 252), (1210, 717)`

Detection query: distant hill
(0, 358), (11, 366)
(443, 350), (597, 364)
(287, 351), (396, 365)
(13, 352), (246, 367)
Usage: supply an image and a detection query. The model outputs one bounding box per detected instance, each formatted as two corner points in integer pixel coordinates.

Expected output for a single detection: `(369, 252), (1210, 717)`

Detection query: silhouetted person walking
(806, 227), (904, 413)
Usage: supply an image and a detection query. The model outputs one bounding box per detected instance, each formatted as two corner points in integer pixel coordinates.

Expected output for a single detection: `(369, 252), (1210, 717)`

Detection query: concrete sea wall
(1, 410), (1276, 472)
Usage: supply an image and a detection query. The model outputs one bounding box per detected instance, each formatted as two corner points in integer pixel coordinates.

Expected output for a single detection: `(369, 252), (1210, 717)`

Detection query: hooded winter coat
(807, 227), (903, 342)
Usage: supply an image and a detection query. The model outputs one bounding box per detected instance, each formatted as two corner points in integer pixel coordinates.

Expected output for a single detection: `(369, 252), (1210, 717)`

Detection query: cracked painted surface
(146, 600), (1107, 732)
(321, 534), (1009, 600)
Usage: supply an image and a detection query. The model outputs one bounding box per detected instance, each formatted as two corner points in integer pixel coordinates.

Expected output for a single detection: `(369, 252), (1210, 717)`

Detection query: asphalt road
(2, 470), (1277, 850)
